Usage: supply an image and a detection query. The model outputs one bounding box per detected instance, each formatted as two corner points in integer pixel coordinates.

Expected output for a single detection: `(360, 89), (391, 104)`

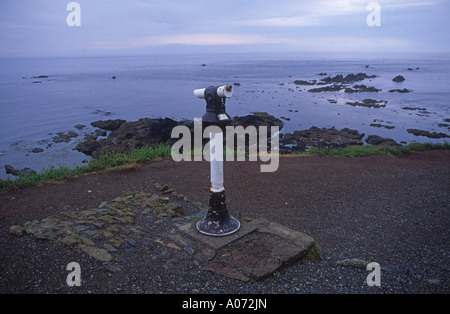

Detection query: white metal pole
(210, 131), (224, 192)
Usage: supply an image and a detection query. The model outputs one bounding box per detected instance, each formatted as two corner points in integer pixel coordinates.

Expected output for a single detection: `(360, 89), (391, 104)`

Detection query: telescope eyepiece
(193, 84), (233, 99)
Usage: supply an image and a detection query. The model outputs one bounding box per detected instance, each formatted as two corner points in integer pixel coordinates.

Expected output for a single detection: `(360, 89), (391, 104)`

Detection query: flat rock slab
(179, 217), (315, 281)
(179, 218), (257, 250)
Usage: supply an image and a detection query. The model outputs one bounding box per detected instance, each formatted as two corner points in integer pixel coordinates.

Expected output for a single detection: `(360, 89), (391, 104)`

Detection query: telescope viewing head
(193, 84), (233, 99)
(194, 84), (233, 127)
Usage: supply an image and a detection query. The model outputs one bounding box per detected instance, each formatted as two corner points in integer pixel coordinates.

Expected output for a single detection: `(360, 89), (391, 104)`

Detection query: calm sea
(1, 53), (449, 178)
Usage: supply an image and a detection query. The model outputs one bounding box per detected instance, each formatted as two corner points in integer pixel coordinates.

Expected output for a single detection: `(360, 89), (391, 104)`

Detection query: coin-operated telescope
(193, 84), (240, 236)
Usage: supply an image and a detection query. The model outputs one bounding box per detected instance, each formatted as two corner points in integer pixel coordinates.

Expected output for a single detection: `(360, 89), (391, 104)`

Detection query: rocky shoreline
(4, 110), (450, 177)
(71, 112), (404, 158)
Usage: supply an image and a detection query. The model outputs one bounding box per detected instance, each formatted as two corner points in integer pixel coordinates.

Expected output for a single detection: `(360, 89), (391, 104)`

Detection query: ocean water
(1, 53), (449, 178)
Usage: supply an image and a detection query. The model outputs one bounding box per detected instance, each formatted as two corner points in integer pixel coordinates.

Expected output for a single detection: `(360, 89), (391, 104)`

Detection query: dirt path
(0, 151), (449, 294)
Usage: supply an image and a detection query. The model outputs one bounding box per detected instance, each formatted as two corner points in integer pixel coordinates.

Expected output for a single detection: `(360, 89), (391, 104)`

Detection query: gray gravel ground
(0, 151), (448, 297)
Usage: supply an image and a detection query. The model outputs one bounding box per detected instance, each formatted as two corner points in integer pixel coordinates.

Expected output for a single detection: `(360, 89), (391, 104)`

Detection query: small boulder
(30, 148), (44, 153)
(9, 225), (24, 236)
(366, 135), (401, 146)
(81, 246), (113, 262)
(91, 119), (126, 131)
(388, 88), (412, 93)
(61, 235), (79, 246)
(392, 75), (405, 82)
(4, 165), (37, 177)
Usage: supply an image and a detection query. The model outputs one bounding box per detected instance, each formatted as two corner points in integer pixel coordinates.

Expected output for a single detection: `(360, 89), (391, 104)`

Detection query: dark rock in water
(95, 129), (108, 137)
(369, 123), (395, 130)
(307, 73), (378, 93)
(345, 99), (387, 108)
(30, 148), (44, 153)
(52, 131), (79, 143)
(230, 112), (284, 130)
(388, 88), (412, 93)
(308, 84), (345, 93)
(76, 118), (179, 158)
(74, 124), (86, 130)
(294, 80), (317, 86)
(229, 112), (284, 143)
(91, 109), (114, 116)
(226, 112), (284, 152)
(74, 139), (104, 156)
(75, 113), (284, 158)
(179, 112), (284, 153)
(82, 128), (107, 142)
(366, 135), (401, 146)
(402, 106), (427, 111)
(110, 117), (178, 143)
(407, 129), (450, 139)
(392, 75), (405, 82)
(91, 119), (126, 131)
(320, 73), (376, 84)
(5, 165), (37, 177)
(344, 85), (381, 93)
(280, 127), (364, 153)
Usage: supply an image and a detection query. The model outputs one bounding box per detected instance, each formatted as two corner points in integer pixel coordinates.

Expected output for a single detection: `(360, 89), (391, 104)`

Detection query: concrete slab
(249, 217), (315, 252)
(178, 219), (257, 250)
(178, 217), (316, 281)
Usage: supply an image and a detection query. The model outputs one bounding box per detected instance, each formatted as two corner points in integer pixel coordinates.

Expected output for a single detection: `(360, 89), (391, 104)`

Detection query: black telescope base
(196, 190), (240, 237)
(196, 213), (240, 237)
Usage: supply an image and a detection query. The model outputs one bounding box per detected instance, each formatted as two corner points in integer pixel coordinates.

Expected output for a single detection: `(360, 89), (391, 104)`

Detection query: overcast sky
(0, 0), (449, 58)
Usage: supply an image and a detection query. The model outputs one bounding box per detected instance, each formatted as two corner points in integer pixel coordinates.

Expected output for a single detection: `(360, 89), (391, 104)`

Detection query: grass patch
(0, 144), (172, 192)
(304, 243), (322, 263)
(173, 146), (248, 160)
(302, 142), (449, 157)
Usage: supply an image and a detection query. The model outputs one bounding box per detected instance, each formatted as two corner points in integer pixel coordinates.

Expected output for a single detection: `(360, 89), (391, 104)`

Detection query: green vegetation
(304, 243), (322, 263)
(0, 142), (448, 192)
(303, 142), (449, 157)
(272, 271), (281, 278)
